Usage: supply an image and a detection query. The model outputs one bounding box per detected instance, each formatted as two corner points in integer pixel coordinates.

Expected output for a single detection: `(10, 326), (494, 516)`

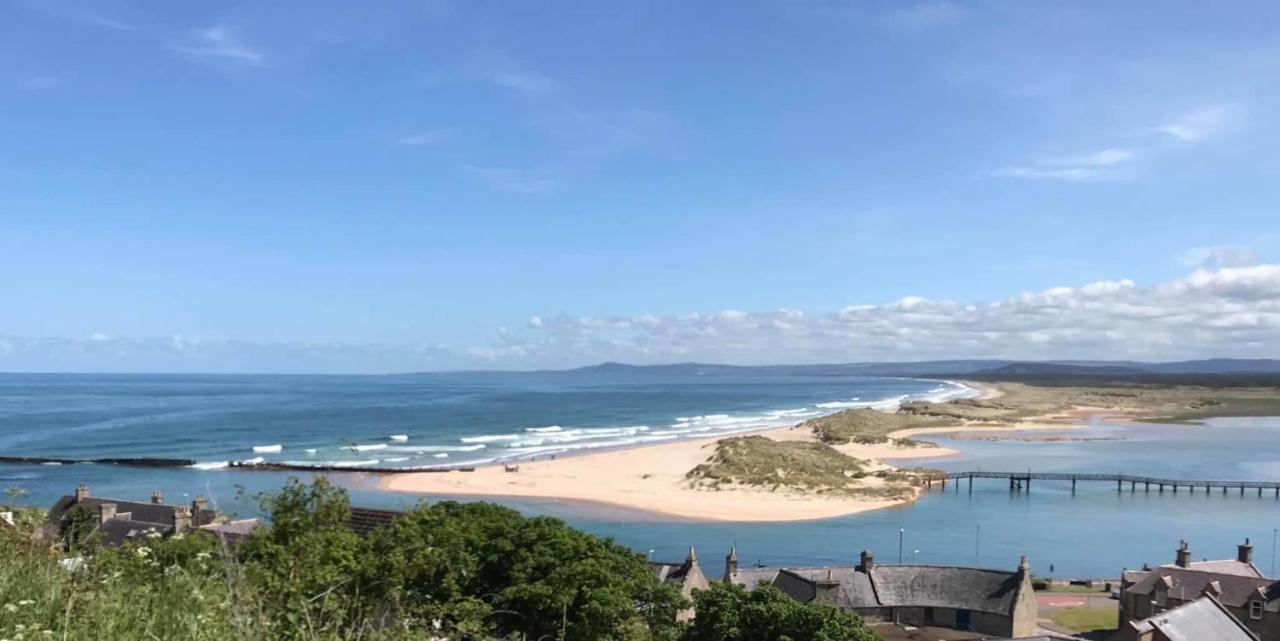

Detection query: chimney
(1238, 538), (1254, 564)
(98, 503), (117, 524)
(75, 482), (90, 501)
(725, 545), (739, 582)
(1018, 555), (1031, 577)
(859, 550), (875, 573)
(813, 569), (840, 604)
(1176, 541), (1191, 568)
(173, 505), (192, 533)
(151, 489), (164, 505)
(192, 496), (209, 526)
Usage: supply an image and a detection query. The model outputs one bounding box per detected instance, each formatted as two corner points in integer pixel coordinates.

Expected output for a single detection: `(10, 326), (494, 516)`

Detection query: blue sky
(3, 1), (1280, 372)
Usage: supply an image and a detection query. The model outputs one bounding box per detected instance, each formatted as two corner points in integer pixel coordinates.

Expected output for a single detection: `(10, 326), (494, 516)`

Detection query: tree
(238, 476), (374, 640)
(682, 583), (879, 641)
(363, 500), (685, 640)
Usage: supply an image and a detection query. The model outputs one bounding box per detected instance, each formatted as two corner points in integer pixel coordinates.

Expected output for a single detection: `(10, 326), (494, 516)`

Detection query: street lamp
(1271, 528), (1277, 577)
(898, 528), (905, 564)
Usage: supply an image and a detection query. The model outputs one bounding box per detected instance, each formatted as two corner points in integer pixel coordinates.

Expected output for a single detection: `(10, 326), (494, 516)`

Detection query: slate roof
(1183, 559), (1264, 578)
(97, 519), (168, 545)
(779, 568), (878, 609)
(726, 567), (782, 591)
(1127, 565), (1279, 608)
(346, 506), (402, 537)
(1129, 596), (1259, 641)
(48, 495), (217, 529)
(871, 565), (1021, 614)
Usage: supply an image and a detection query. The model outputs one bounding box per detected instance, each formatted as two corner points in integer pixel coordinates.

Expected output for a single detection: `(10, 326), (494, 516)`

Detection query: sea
(2, 371), (1278, 578)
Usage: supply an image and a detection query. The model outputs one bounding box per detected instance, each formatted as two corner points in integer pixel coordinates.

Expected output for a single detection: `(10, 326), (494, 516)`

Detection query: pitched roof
(1127, 565), (1279, 608)
(777, 567), (878, 609)
(346, 506), (402, 537)
(97, 519), (170, 546)
(1183, 559), (1264, 578)
(1129, 596), (1259, 641)
(48, 495), (217, 529)
(871, 564), (1022, 614)
(726, 567), (781, 592)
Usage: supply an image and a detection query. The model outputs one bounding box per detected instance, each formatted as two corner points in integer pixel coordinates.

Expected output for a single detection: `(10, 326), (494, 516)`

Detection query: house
(1118, 594), (1260, 641)
(46, 483), (221, 546)
(651, 547), (711, 621)
(1120, 540), (1279, 640)
(346, 506), (403, 536)
(662, 546), (1038, 637)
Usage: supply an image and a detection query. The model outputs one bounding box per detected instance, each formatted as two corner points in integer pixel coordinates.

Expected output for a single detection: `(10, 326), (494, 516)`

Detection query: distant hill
(564, 359), (1280, 378)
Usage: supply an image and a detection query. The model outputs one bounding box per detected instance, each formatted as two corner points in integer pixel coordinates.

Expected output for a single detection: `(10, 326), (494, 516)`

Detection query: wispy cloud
(23, 1), (136, 32)
(1157, 104), (1241, 143)
(395, 129), (452, 146)
(994, 147), (1136, 182)
(173, 26), (265, 66)
(486, 70), (558, 95)
(882, 1), (965, 31)
(462, 166), (558, 195)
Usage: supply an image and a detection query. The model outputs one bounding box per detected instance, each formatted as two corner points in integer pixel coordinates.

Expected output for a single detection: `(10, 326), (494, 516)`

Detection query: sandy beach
(379, 381), (1108, 522)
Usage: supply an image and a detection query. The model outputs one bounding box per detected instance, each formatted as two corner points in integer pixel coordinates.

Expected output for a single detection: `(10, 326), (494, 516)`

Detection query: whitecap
(526, 425), (564, 433)
(389, 434), (409, 442)
(461, 434), (520, 443)
(252, 444), (283, 454)
(350, 443), (388, 452)
(433, 453), (449, 458)
(191, 461), (229, 470)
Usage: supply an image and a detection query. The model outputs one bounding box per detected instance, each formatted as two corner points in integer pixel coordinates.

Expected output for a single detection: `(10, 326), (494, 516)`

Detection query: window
(1249, 601), (1264, 620)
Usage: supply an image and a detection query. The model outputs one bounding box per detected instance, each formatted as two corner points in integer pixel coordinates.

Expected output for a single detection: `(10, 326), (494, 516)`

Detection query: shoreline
(379, 381), (1048, 523)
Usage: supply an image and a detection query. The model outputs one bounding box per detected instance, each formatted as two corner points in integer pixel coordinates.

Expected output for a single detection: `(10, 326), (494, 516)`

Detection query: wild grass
(802, 408), (956, 445)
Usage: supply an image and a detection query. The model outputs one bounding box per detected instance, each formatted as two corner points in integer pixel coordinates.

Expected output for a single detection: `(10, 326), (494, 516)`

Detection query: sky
(3, 0), (1280, 373)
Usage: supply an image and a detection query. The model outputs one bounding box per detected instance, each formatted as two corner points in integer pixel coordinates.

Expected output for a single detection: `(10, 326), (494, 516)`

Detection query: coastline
(379, 381), (1042, 523)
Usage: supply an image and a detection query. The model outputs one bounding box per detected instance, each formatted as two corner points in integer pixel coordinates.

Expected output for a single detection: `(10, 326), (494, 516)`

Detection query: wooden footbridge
(924, 471), (1280, 497)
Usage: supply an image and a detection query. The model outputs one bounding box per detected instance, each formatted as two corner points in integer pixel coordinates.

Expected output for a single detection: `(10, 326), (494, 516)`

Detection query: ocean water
(3, 372), (1278, 579)
(0, 370), (957, 505)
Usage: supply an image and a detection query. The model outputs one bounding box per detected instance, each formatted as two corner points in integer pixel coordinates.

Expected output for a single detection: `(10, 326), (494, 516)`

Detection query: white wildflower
(16, 600), (33, 607)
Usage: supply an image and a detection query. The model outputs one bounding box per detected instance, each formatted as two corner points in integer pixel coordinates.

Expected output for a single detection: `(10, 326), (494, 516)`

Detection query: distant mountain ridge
(563, 359), (1280, 377)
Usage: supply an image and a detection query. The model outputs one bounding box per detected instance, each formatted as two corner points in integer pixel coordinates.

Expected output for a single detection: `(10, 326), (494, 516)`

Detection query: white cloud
(487, 70), (558, 95)
(995, 147), (1136, 182)
(882, 1), (965, 31)
(461, 166), (558, 194)
(395, 129), (452, 146)
(8, 264), (1280, 373)
(1158, 105), (1240, 143)
(494, 263), (1280, 366)
(174, 26), (265, 66)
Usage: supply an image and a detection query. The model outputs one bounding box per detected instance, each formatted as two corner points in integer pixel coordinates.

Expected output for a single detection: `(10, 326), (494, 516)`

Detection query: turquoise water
(3, 373), (1278, 578)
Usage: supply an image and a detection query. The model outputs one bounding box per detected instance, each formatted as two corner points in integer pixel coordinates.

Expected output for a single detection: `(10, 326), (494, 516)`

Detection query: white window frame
(1249, 600), (1264, 621)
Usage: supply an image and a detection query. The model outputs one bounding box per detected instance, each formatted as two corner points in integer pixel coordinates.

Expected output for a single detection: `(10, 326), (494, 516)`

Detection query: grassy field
(1050, 607), (1118, 634)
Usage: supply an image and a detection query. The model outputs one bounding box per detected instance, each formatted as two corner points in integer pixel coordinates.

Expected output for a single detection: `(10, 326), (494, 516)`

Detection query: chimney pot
(75, 482), (90, 500)
(1238, 539), (1254, 564)
(151, 489), (164, 504)
(1176, 542), (1192, 568)
(859, 550), (875, 572)
(173, 505), (192, 533)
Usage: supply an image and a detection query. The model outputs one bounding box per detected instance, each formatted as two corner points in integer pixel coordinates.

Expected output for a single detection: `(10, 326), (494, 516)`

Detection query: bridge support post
(1145, 482), (1149, 492)
(1026, 477), (1030, 492)
(1241, 486), (1245, 496)
(1071, 478), (1076, 494)
(968, 476), (973, 495)
(1131, 481), (1136, 492)
(1117, 479), (1122, 493)
(1259, 487), (1263, 497)
(1158, 484), (1164, 492)
(1223, 486), (1227, 495)
(1173, 485), (1178, 494)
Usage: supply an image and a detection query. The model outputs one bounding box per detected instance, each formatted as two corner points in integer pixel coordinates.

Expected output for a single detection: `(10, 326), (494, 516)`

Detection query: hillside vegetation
(1, 478), (881, 641)
(801, 408), (957, 444)
(686, 435), (923, 499)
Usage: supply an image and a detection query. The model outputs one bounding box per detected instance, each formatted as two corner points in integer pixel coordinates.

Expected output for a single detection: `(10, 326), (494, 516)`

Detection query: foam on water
(25, 376), (976, 472)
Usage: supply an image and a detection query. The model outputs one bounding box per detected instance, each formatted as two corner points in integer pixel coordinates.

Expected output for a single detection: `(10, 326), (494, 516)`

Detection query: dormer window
(1249, 601), (1264, 620)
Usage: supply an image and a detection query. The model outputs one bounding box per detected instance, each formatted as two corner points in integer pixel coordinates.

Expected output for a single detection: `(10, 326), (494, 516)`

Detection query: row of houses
(35, 484), (1280, 640)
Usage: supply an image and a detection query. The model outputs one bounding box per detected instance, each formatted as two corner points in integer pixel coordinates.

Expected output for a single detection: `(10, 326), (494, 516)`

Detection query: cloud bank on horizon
(4, 262), (1279, 373)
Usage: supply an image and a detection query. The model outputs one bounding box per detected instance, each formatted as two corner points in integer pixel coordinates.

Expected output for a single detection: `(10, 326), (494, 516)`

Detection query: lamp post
(898, 528), (905, 564)
(975, 524), (981, 563)
(1271, 528), (1277, 577)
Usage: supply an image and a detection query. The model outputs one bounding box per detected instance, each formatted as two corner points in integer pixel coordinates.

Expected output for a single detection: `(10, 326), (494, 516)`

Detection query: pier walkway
(924, 471), (1280, 496)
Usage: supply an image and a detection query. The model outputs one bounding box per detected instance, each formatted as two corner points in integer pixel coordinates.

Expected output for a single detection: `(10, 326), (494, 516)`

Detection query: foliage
(3, 477), (688, 641)
(681, 582), (879, 641)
